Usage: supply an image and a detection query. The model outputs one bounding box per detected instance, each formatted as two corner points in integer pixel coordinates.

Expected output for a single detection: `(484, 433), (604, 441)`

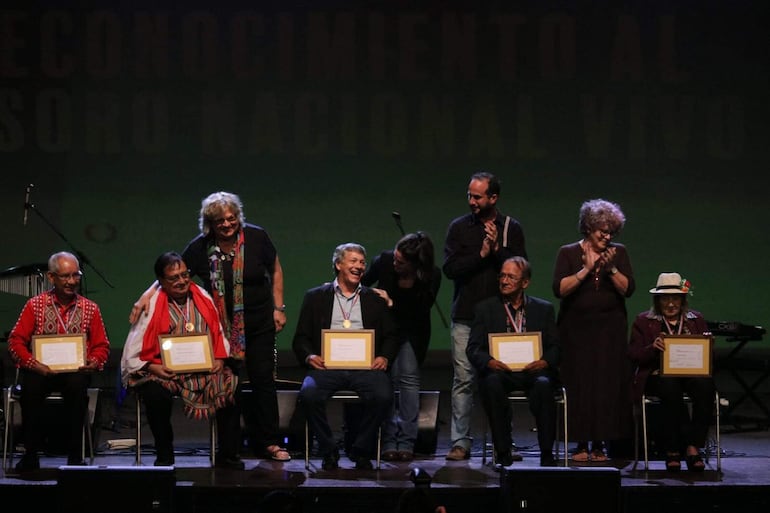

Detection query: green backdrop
(1, 1), (768, 355)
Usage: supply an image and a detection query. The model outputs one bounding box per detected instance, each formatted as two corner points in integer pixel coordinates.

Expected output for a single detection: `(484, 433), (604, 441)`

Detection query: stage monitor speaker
(342, 390), (441, 457)
(241, 384), (306, 452)
(276, 389), (305, 451)
(415, 390), (440, 455)
(57, 465), (176, 513)
(500, 467), (620, 513)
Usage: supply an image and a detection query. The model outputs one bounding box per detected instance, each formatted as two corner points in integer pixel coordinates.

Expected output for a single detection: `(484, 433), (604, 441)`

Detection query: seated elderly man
(121, 251), (242, 469)
(292, 242), (400, 470)
(466, 256), (561, 467)
(8, 251), (110, 472)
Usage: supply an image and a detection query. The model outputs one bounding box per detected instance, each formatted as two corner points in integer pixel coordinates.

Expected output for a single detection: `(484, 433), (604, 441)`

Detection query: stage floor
(2, 391), (769, 513)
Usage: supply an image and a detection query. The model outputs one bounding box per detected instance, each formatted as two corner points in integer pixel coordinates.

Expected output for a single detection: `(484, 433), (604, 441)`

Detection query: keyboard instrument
(0, 263), (48, 297)
(707, 320), (766, 341)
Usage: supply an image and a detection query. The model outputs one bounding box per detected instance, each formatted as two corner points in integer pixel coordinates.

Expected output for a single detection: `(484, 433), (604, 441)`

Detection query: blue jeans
(382, 341), (420, 452)
(450, 321), (475, 450)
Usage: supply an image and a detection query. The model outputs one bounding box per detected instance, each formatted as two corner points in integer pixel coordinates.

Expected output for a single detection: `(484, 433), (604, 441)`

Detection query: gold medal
(185, 322), (195, 332)
(342, 319), (352, 329)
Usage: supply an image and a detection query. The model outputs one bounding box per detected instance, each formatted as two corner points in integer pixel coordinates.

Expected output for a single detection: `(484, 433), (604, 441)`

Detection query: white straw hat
(649, 272), (689, 294)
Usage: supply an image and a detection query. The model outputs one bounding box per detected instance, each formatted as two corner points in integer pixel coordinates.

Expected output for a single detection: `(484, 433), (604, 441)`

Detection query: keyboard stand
(717, 335), (770, 432)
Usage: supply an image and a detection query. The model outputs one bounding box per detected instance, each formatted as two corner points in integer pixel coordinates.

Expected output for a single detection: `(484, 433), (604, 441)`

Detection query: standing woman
(362, 231), (441, 461)
(130, 191), (290, 462)
(552, 199), (635, 462)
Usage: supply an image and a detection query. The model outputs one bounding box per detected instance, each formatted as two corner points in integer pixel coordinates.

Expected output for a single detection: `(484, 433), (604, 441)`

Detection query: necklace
(51, 295), (79, 333)
(580, 240), (602, 291)
(663, 314), (683, 335)
(215, 245), (236, 261)
(503, 302), (525, 333)
(170, 296), (195, 333)
(335, 288), (360, 328)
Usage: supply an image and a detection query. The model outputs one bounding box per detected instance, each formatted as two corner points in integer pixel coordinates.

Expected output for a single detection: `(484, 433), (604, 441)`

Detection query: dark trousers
(646, 375), (715, 452)
(140, 381), (175, 460)
(300, 369), (392, 458)
(243, 331), (281, 450)
(18, 368), (91, 460)
(478, 370), (557, 458)
(140, 378), (241, 460)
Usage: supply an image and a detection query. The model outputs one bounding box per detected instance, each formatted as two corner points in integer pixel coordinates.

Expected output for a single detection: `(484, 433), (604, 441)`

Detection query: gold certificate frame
(488, 331), (543, 371)
(661, 334), (713, 377)
(322, 329), (375, 369)
(159, 333), (214, 373)
(32, 333), (86, 373)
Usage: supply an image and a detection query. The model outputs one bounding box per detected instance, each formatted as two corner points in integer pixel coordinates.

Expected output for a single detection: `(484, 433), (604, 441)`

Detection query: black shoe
(67, 457), (87, 466)
(496, 450), (515, 467)
(154, 445), (175, 466)
(215, 455), (246, 470)
(321, 453), (339, 471)
(540, 454), (558, 467)
(154, 454), (175, 466)
(511, 451), (524, 462)
(15, 454), (40, 473)
(353, 456), (373, 470)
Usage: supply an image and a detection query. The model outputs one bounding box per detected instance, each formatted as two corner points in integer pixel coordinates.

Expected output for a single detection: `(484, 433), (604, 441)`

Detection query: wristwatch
(274, 304), (286, 312)
(609, 266), (619, 275)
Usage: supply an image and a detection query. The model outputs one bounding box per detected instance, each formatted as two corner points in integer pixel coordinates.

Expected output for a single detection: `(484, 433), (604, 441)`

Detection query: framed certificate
(158, 333), (214, 373)
(32, 333), (86, 372)
(660, 334), (713, 377)
(488, 331), (542, 371)
(321, 329), (375, 369)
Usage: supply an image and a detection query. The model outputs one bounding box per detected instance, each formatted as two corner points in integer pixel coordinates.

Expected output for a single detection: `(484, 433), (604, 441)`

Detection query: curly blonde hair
(198, 191), (246, 236)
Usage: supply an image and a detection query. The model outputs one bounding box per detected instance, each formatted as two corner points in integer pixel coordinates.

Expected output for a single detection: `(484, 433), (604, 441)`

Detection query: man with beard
(443, 172), (527, 461)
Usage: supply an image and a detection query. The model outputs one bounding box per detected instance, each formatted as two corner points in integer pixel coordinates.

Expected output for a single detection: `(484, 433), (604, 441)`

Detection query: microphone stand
(391, 212), (449, 329)
(26, 201), (115, 295)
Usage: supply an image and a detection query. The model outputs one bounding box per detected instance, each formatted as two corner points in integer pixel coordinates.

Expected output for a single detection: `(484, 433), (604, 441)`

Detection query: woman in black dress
(552, 198), (635, 462)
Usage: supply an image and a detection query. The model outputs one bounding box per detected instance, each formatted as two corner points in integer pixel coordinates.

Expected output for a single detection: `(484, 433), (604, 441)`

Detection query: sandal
(665, 452), (681, 472)
(685, 453), (705, 472)
(266, 445), (291, 462)
(590, 450), (609, 462)
(571, 447), (590, 462)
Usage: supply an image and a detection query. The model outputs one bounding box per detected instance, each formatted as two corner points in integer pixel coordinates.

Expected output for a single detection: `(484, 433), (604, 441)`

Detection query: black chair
(2, 373), (98, 472)
(633, 390), (722, 471)
(131, 386), (217, 466)
(304, 390), (382, 470)
(481, 385), (568, 466)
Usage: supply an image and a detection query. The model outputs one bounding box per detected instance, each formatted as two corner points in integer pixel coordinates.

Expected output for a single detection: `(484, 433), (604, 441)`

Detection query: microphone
(23, 183), (33, 226)
(392, 211), (405, 235)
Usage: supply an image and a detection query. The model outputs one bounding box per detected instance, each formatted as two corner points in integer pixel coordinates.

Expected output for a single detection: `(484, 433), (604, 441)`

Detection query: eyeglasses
(52, 270), (83, 281)
(214, 215), (238, 227)
(163, 271), (191, 283)
(596, 228), (616, 239)
(498, 273), (523, 282)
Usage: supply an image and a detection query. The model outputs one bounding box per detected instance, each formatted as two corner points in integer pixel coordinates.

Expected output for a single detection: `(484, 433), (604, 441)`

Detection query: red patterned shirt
(7, 289), (110, 369)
